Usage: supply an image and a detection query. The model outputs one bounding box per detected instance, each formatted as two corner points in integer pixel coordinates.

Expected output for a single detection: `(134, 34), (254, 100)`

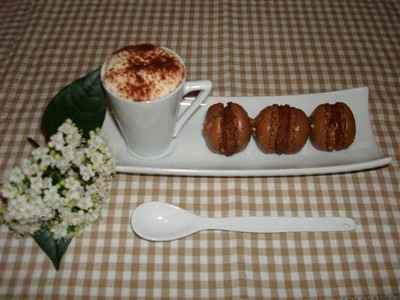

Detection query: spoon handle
(203, 217), (356, 233)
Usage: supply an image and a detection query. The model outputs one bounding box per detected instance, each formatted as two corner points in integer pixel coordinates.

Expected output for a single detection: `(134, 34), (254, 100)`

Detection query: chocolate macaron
(254, 104), (310, 154)
(310, 102), (356, 151)
(203, 102), (252, 156)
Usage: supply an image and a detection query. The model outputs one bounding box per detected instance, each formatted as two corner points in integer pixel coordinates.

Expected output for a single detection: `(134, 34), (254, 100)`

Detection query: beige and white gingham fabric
(1, 1), (399, 299)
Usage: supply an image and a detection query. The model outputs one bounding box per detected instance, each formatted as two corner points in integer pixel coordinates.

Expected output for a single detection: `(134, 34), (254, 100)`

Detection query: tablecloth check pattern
(0, 0), (399, 299)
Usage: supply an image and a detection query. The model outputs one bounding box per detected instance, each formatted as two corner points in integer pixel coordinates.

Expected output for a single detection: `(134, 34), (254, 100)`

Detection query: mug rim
(100, 46), (187, 105)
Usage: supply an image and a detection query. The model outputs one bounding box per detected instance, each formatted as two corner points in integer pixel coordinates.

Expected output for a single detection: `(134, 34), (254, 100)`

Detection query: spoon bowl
(131, 201), (203, 241)
(131, 202), (356, 242)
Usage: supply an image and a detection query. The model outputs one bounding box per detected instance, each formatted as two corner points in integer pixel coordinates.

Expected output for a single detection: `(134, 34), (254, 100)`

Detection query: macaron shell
(203, 103), (224, 154)
(220, 104), (239, 155)
(309, 105), (328, 150)
(203, 102), (252, 156)
(339, 102), (356, 149)
(254, 105), (280, 153)
(255, 105), (309, 154)
(310, 102), (356, 151)
(286, 107), (310, 154)
(230, 103), (252, 152)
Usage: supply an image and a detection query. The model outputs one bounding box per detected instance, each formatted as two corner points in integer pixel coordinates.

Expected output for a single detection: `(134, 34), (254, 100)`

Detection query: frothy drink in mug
(101, 44), (212, 159)
(103, 44), (186, 102)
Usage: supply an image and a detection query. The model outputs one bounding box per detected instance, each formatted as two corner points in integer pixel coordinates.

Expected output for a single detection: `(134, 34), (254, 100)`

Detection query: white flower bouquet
(0, 119), (114, 269)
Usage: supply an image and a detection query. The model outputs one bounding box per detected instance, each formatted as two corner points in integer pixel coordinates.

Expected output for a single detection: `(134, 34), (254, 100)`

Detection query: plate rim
(115, 157), (391, 177)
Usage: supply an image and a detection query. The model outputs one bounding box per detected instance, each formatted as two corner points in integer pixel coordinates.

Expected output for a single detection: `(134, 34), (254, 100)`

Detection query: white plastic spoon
(130, 202), (356, 241)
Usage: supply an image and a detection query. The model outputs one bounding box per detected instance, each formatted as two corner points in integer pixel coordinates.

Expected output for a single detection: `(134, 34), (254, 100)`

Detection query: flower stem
(27, 137), (40, 149)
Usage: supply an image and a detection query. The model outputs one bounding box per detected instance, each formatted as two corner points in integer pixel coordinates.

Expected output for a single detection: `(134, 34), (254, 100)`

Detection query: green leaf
(41, 68), (106, 139)
(32, 228), (72, 270)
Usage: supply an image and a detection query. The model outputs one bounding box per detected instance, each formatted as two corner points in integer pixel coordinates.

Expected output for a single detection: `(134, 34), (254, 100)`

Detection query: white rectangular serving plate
(100, 87), (391, 177)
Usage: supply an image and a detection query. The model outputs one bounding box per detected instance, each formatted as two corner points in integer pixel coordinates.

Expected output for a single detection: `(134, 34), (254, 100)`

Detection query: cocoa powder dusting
(105, 44), (184, 101)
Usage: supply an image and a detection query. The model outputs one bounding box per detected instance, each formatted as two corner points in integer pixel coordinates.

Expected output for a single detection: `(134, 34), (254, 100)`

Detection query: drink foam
(103, 44), (185, 102)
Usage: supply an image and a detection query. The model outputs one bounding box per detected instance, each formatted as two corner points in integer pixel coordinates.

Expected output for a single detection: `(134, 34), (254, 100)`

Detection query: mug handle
(173, 80), (212, 137)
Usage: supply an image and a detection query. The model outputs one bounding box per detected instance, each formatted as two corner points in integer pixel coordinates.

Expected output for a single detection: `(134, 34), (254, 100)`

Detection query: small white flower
(79, 165), (95, 182)
(9, 167), (24, 184)
(42, 177), (53, 190)
(32, 147), (49, 161)
(60, 145), (75, 164)
(51, 222), (69, 239)
(2, 182), (19, 199)
(29, 176), (45, 196)
(49, 131), (65, 152)
(43, 186), (63, 210)
(21, 159), (41, 177)
(73, 149), (85, 166)
(77, 195), (93, 210)
(53, 153), (70, 174)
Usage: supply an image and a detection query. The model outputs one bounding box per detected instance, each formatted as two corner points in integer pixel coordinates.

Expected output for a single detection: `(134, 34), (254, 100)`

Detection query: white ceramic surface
(131, 202), (357, 241)
(101, 87), (391, 176)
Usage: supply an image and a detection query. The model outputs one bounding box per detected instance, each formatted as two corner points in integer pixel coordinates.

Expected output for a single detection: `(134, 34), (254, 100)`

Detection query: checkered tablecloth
(1, 0), (399, 299)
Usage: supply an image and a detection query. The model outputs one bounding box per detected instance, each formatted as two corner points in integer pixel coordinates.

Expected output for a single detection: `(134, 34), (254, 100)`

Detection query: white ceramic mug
(100, 49), (211, 159)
